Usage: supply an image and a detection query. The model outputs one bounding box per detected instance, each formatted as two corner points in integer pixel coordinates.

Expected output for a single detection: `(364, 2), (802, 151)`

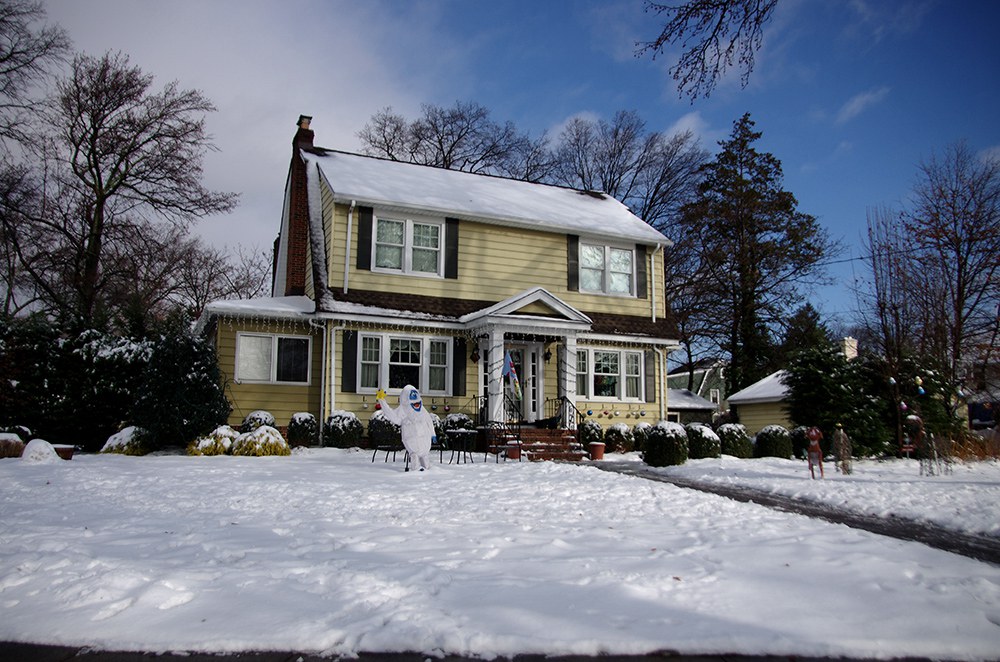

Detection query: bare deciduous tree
(20, 51), (239, 329)
(637, 0), (777, 100)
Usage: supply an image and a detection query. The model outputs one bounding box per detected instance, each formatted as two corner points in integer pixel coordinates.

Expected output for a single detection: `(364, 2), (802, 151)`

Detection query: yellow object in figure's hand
(376, 388), (386, 401)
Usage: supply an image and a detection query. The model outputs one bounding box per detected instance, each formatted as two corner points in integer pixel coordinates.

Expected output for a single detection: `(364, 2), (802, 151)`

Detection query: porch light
(544, 349), (552, 363)
(470, 347), (480, 363)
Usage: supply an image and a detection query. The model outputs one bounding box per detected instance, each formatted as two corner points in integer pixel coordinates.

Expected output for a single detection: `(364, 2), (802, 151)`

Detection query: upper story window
(236, 333), (310, 385)
(374, 216), (443, 276)
(580, 243), (634, 296)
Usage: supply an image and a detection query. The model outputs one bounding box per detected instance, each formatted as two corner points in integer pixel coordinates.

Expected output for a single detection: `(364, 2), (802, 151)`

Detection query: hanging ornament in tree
(889, 377), (897, 385)
(915, 376), (923, 386)
(900, 401), (908, 411)
(917, 386), (926, 395)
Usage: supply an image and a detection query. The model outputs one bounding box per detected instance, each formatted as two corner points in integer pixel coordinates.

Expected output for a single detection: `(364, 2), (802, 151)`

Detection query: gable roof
(667, 389), (717, 411)
(726, 370), (788, 405)
(301, 148), (669, 246)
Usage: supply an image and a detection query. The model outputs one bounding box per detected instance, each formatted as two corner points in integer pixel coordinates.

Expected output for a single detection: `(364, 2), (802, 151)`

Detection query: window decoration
(576, 347), (644, 401)
(236, 333), (310, 384)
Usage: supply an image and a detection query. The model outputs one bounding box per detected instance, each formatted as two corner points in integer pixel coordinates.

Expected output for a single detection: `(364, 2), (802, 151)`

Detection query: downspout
(343, 200), (356, 294)
(309, 318), (328, 443)
(654, 346), (667, 421)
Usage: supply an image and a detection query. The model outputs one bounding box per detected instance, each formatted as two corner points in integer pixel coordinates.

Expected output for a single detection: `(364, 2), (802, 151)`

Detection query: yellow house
(197, 116), (680, 450)
(726, 370), (793, 435)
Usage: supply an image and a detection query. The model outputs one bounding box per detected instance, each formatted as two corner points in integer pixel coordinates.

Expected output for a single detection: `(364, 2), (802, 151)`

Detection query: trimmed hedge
(604, 423), (634, 453)
(324, 410), (364, 448)
(231, 425), (290, 456)
(686, 423), (721, 459)
(717, 423), (753, 458)
(288, 412), (319, 447)
(754, 425), (793, 459)
(642, 421), (688, 467)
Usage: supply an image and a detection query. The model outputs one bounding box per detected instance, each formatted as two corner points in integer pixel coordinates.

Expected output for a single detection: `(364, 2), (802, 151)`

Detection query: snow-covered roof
(301, 149), (669, 246)
(726, 370), (789, 405)
(667, 389), (717, 411)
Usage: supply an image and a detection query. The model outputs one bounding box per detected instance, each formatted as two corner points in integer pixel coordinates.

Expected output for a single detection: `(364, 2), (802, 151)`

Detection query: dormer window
(580, 243), (634, 296)
(374, 215), (443, 276)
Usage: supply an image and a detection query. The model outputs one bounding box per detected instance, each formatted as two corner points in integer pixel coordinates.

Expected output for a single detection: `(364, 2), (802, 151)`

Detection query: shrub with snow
(368, 410), (401, 446)
(604, 422), (634, 453)
(287, 412), (318, 447)
(240, 410), (276, 433)
(717, 423), (752, 458)
(188, 425), (239, 456)
(323, 410), (364, 448)
(101, 426), (150, 455)
(0, 431), (25, 458)
(632, 421), (652, 453)
(686, 423), (721, 459)
(21, 439), (60, 463)
(790, 426), (812, 459)
(754, 425), (793, 459)
(643, 421), (688, 467)
(579, 419), (603, 446)
(231, 426), (290, 457)
(443, 413), (475, 431)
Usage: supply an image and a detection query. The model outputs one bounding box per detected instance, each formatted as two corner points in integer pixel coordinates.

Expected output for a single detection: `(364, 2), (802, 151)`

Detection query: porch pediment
(459, 287), (592, 329)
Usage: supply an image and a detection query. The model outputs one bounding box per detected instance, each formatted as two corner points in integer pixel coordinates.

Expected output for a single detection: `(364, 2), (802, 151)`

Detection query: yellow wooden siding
(214, 320), (324, 429)
(734, 402), (793, 436)
(323, 200), (665, 320)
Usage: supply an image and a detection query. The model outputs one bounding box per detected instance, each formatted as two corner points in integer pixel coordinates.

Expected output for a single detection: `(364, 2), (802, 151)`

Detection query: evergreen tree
(678, 113), (836, 393)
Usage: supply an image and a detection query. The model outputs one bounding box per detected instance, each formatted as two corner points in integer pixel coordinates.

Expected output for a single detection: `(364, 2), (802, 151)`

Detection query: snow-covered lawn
(2, 448), (1000, 660)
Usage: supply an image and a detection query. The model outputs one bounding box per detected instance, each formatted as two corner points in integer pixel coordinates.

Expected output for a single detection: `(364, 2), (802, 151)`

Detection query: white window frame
(372, 213), (445, 278)
(575, 347), (645, 402)
(356, 332), (453, 395)
(236, 332), (311, 385)
(579, 242), (636, 296)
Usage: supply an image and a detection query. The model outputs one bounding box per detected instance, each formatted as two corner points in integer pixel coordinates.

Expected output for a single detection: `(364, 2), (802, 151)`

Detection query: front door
(506, 343), (542, 423)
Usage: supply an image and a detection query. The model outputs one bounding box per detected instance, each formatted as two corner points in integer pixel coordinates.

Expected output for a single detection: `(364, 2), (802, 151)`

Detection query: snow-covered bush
(604, 422), (634, 453)
(686, 423), (721, 459)
(368, 410), (401, 446)
(717, 423), (752, 458)
(579, 419), (603, 446)
(790, 426), (812, 459)
(21, 438), (60, 463)
(323, 410), (364, 448)
(632, 421), (652, 453)
(754, 425), (792, 459)
(101, 426), (150, 455)
(231, 426), (290, 456)
(240, 410), (276, 433)
(188, 425), (239, 456)
(0, 432), (25, 458)
(2, 425), (30, 442)
(642, 421), (688, 467)
(287, 412), (318, 447)
(443, 413), (475, 431)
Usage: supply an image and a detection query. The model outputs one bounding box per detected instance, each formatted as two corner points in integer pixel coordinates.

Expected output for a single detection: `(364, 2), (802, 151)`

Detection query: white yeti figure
(377, 384), (435, 471)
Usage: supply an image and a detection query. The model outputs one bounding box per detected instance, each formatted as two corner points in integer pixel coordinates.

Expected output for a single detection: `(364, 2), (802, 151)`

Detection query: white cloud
(836, 86), (890, 124)
(979, 144), (1000, 165)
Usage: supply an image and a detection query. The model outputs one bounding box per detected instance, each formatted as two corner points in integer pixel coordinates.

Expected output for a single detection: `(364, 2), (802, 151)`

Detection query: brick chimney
(281, 115), (314, 296)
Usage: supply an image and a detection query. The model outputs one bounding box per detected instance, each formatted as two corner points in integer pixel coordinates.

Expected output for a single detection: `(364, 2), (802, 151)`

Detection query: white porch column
(562, 336), (578, 427)
(487, 327), (505, 422)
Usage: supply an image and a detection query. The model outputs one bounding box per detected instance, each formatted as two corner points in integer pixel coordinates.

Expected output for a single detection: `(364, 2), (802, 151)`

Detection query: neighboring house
(664, 389), (717, 425)
(666, 358), (726, 411)
(726, 370), (792, 435)
(197, 116), (680, 437)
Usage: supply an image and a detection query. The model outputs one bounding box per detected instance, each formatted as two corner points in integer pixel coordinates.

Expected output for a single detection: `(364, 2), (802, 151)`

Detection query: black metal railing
(544, 396), (584, 431)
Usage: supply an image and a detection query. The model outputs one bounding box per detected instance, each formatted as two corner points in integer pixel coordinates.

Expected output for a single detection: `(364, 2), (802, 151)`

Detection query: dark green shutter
(452, 337), (467, 396)
(342, 331), (357, 393)
(636, 244), (648, 299)
(567, 235), (579, 291)
(445, 218), (459, 279)
(356, 207), (373, 270)
(645, 350), (656, 403)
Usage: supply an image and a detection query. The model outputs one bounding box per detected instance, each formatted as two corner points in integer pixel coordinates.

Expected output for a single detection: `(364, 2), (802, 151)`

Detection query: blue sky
(44, 0), (1000, 328)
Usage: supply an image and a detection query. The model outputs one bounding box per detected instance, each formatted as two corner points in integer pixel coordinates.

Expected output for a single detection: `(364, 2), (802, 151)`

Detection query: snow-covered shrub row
(443, 413), (475, 431)
(288, 412), (318, 447)
(579, 419), (603, 446)
(188, 425), (239, 456)
(717, 423), (752, 458)
(368, 410), (401, 445)
(323, 410), (364, 448)
(754, 425), (792, 459)
(686, 423), (721, 459)
(604, 422), (634, 453)
(101, 426), (149, 455)
(231, 425), (290, 456)
(241, 410), (276, 433)
(642, 421), (688, 467)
